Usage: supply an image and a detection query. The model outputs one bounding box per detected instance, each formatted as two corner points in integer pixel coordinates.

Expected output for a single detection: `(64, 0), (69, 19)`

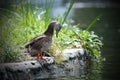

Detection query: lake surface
(50, 1), (120, 80)
(76, 8), (120, 80)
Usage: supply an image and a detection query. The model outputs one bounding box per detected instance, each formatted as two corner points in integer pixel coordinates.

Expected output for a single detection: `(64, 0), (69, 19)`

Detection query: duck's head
(45, 21), (62, 37)
(54, 22), (62, 37)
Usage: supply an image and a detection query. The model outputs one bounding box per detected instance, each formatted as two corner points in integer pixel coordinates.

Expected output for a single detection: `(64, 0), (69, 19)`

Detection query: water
(75, 8), (120, 80)
(51, 1), (120, 80)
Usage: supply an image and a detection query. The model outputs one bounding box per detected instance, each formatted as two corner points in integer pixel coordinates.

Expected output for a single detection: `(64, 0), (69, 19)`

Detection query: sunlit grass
(0, 1), (51, 62)
(0, 0), (103, 63)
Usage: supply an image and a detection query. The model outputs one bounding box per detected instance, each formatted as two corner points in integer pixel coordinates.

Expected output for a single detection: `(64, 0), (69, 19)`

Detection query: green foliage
(0, 0), (103, 62)
(0, 0), (53, 62)
(73, 29), (103, 60)
(53, 23), (103, 61)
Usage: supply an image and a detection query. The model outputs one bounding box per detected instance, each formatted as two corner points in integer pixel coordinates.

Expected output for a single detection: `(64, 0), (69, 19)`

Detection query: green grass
(53, 23), (103, 62)
(0, 0), (103, 63)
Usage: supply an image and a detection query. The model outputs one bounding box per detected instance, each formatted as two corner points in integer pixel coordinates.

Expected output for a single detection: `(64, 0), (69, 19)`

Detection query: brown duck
(25, 21), (61, 59)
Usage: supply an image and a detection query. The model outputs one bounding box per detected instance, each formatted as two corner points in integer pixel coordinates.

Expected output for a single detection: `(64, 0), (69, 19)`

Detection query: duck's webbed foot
(37, 52), (47, 62)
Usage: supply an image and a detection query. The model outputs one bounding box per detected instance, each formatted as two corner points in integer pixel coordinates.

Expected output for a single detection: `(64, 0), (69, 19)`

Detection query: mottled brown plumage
(25, 21), (61, 59)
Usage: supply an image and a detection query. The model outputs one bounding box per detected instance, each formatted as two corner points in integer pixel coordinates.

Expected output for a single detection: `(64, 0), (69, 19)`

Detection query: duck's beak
(56, 31), (59, 38)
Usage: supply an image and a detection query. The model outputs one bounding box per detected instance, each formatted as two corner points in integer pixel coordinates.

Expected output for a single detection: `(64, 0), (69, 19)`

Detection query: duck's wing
(25, 34), (46, 48)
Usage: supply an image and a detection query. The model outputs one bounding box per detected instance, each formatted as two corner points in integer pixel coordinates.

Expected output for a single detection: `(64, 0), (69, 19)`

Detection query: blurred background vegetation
(0, 0), (103, 63)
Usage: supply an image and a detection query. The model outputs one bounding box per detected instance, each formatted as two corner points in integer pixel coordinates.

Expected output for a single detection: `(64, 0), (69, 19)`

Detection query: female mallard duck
(25, 21), (61, 60)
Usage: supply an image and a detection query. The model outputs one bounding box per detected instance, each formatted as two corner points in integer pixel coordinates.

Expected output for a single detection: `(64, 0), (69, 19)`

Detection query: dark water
(51, 2), (120, 80)
(71, 8), (120, 80)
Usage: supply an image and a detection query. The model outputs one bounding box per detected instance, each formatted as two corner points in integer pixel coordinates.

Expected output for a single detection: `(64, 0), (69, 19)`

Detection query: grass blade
(62, 0), (75, 24)
(86, 15), (102, 31)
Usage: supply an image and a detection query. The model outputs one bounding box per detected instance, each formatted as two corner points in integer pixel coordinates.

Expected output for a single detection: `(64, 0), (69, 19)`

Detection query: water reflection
(34, 61), (102, 80)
